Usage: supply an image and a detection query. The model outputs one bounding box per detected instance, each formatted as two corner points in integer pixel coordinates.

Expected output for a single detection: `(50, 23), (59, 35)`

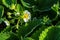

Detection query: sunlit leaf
(39, 25), (60, 40)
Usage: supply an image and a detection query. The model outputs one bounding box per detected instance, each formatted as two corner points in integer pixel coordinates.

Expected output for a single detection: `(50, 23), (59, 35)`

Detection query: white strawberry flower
(23, 10), (31, 22)
(4, 20), (10, 26)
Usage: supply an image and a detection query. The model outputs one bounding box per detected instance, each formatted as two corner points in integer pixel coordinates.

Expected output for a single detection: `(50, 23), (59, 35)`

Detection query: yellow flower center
(23, 13), (29, 19)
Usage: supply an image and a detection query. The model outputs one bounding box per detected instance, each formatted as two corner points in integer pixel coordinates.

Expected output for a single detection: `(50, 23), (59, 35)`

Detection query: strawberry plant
(0, 0), (60, 40)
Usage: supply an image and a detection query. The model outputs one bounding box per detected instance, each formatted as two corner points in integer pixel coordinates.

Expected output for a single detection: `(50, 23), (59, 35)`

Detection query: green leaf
(0, 32), (10, 40)
(15, 4), (23, 13)
(21, 0), (32, 8)
(2, 0), (17, 10)
(51, 1), (59, 13)
(0, 18), (4, 23)
(0, 5), (4, 18)
(21, 0), (57, 12)
(31, 26), (49, 40)
(0, 23), (17, 40)
(18, 19), (41, 39)
(6, 33), (19, 40)
(39, 25), (60, 40)
(39, 26), (53, 40)
(0, 0), (2, 5)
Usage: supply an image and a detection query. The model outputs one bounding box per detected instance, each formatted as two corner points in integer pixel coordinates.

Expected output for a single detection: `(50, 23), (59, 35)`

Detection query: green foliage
(18, 19), (41, 39)
(0, 0), (60, 40)
(0, 5), (4, 18)
(30, 26), (49, 40)
(0, 32), (10, 40)
(39, 25), (60, 40)
(21, 0), (58, 12)
(2, 0), (17, 10)
(39, 26), (53, 40)
(15, 4), (23, 13)
(0, 26), (11, 40)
